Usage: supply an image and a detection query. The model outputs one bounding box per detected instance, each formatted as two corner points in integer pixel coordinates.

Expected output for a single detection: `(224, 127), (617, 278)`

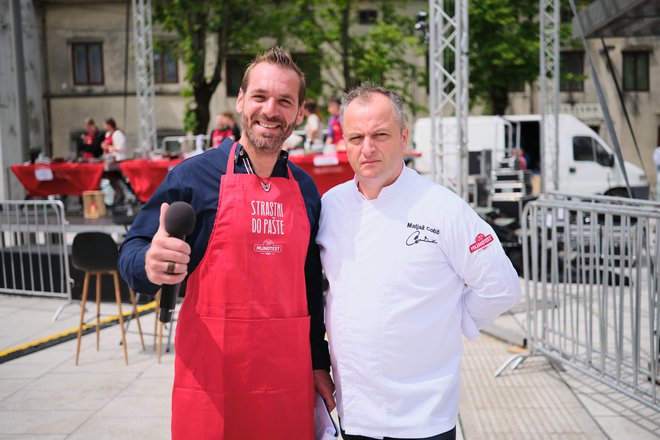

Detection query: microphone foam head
(164, 201), (196, 237)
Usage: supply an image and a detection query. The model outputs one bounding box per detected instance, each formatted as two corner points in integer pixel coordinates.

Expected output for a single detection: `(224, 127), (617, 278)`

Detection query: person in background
(316, 84), (521, 440)
(118, 47), (333, 439)
(79, 117), (104, 159)
(223, 111), (241, 141)
(102, 118), (127, 206)
(325, 97), (344, 151)
(210, 112), (241, 149)
(303, 99), (323, 148)
(512, 148), (527, 171)
(209, 113), (229, 148)
(102, 118), (126, 161)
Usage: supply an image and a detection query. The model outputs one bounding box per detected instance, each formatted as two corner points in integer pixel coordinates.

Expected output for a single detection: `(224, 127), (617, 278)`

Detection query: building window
(560, 51), (583, 92)
(359, 9), (378, 24)
(622, 51), (649, 91)
(154, 46), (178, 83)
(72, 42), (104, 85)
(226, 55), (253, 97)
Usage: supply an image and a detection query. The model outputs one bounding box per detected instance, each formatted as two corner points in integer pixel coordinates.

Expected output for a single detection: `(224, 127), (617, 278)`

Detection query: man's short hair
(304, 99), (318, 114)
(341, 84), (406, 130)
(240, 47), (306, 107)
(104, 118), (117, 130)
(85, 117), (95, 126)
(221, 111), (236, 122)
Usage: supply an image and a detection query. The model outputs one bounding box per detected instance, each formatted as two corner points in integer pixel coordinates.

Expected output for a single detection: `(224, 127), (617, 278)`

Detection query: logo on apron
(254, 239), (283, 255)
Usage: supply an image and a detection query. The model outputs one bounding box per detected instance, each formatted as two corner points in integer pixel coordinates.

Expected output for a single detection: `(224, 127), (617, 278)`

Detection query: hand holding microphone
(145, 202), (196, 322)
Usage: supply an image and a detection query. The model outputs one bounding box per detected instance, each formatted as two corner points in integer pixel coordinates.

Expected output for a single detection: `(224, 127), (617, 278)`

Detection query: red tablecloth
(289, 151), (355, 195)
(120, 154), (355, 201)
(119, 158), (183, 202)
(10, 162), (105, 197)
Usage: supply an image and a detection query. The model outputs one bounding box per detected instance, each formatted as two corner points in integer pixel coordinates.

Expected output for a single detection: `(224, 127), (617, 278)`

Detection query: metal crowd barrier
(497, 194), (660, 411)
(0, 200), (72, 305)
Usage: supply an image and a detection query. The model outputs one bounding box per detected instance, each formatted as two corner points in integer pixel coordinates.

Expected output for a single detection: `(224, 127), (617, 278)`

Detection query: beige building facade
(3, 0), (658, 196)
(42, 0), (186, 159)
(508, 35), (659, 182)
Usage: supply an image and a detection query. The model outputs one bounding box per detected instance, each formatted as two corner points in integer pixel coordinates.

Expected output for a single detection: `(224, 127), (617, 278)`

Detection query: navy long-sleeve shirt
(118, 138), (330, 370)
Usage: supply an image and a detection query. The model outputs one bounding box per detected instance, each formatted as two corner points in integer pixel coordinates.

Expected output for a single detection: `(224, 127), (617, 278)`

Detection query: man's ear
(401, 127), (409, 150)
(295, 105), (304, 126)
(236, 88), (245, 114)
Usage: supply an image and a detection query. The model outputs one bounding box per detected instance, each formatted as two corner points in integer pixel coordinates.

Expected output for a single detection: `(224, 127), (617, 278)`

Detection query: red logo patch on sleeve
(469, 233), (494, 253)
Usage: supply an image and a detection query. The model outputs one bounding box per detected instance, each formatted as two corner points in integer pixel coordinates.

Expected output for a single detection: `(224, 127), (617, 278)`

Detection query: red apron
(82, 130), (95, 159)
(105, 130), (114, 147)
(172, 143), (314, 439)
(211, 129), (232, 149)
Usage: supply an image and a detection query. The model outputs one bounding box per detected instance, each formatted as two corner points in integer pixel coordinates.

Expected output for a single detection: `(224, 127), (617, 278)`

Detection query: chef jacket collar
(352, 161), (408, 202)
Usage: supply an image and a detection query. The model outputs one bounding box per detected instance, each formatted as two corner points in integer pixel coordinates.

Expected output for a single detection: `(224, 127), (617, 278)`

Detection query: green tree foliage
(153, 0), (277, 134)
(468, 0), (592, 115)
(154, 0), (425, 131)
(290, 0), (426, 115)
(469, 0), (539, 115)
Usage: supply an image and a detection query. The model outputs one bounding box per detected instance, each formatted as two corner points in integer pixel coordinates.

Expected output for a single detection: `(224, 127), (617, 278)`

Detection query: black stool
(73, 232), (145, 365)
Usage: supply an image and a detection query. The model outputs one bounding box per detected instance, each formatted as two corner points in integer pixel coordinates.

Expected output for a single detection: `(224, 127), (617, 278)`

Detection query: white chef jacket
(105, 130), (126, 161)
(316, 165), (521, 439)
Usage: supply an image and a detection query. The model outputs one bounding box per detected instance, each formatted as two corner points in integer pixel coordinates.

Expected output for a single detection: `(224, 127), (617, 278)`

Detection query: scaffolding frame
(132, 0), (158, 155)
(539, 0), (560, 193)
(428, 0), (469, 199)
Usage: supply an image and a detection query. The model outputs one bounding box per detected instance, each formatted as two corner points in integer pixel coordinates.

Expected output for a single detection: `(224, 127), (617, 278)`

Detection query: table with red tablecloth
(288, 150), (421, 195)
(10, 162), (105, 197)
(10, 150), (420, 201)
(288, 151), (355, 195)
(118, 154), (352, 201)
(119, 158), (183, 202)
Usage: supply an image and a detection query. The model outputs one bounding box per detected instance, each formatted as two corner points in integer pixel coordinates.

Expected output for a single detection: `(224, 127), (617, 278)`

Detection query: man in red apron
(79, 117), (104, 159)
(118, 47), (334, 439)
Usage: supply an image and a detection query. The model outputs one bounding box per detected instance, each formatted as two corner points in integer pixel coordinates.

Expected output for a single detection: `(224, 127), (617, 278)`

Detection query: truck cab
(412, 114), (649, 200)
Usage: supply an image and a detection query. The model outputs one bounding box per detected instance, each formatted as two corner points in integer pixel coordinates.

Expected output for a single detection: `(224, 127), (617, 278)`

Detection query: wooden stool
(72, 232), (145, 365)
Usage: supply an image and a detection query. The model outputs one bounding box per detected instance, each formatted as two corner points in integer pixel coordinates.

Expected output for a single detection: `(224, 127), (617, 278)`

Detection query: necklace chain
(243, 157), (271, 192)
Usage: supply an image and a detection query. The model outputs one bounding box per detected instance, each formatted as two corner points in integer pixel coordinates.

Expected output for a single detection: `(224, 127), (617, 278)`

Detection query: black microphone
(159, 201), (196, 323)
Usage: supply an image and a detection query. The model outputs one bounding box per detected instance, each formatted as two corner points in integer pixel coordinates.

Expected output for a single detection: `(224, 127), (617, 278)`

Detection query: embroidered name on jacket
(469, 233), (493, 253)
(406, 222), (439, 246)
(250, 200), (285, 235)
(406, 222), (440, 235)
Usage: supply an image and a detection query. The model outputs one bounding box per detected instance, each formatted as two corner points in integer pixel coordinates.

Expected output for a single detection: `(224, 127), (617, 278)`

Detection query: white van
(412, 114), (649, 199)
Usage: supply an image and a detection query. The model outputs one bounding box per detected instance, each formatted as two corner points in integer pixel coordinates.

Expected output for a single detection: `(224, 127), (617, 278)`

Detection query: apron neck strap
(226, 141), (294, 180)
(226, 142), (239, 175)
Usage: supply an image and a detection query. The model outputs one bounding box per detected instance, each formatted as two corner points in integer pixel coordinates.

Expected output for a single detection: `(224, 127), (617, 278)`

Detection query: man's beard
(243, 113), (295, 155)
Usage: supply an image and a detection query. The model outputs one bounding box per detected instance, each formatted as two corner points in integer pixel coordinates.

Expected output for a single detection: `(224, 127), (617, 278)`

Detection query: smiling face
(236, 62), (304, 156)
(342, 92), (408, 198)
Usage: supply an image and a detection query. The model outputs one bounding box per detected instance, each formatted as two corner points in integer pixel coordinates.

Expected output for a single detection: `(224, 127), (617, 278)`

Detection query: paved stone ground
(1, 294), (658, 439)
(460, 334), (607, 439)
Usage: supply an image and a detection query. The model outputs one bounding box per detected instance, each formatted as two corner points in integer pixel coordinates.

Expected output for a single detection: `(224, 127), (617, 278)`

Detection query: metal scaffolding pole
(132, 0), (157, 155)
(429, 0), (469, 199)
(539, 0), (560, 193)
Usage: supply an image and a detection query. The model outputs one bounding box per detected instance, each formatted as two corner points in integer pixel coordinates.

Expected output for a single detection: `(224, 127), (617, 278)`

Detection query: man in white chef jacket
(316, 85), (521, 440)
